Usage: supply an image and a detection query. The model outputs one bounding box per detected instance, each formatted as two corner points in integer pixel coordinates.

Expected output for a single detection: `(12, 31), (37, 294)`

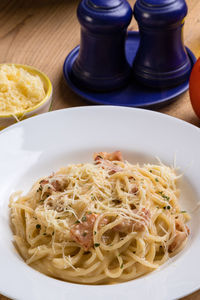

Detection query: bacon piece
(40, 178), (67, 193)
(130, 185), (138, 194)
(168, 219), (189, 253)
(113, 208), (150, 233)
(94, 155), (123, 175)
(93, 151), (123, 162)
(175, 219), (190, 234)
(70, 213), (109, 250)
(51, 180), (65, 192)
(113, 218), (135, 233)
(70, 213), (97, 251)
(40, 179), (49, 185)
(168, 231), (187, 253)
(102, 161), (123, 175)
(70, 208), (150, 250)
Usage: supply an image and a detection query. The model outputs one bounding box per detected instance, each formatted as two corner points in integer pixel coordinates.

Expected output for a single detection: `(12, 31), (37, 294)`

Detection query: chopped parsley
(155, 178), (159, 182)
(82, 216), (87, 222)
(94, 231), (97, 235)
(158, 191), (170, 201)
(120, 263), (124, 269)
(181, 211), (187, 213)
(36, 224), (41, 229)
(163, 206), (171, 210)
(75, 220), (80, 224)
(94, 243), (100, 247)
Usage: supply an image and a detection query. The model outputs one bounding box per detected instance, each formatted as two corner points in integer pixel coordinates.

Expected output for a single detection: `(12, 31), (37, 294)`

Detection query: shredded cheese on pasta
(9, 152), (190, 284)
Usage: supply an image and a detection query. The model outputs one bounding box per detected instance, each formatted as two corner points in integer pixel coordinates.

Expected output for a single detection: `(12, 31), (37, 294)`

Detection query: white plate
(0, 106), (200, 300)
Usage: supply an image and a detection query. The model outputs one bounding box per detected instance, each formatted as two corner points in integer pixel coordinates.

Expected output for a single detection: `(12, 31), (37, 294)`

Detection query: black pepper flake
(36, 224), (41, 229)
(130, 203), (136, 210)
(39, 186), (42, 191)
(82, 232), (87, 237)
(75, 220), (80, 224)
(112, 199), (122, 205)
(155, 178), (159, 182)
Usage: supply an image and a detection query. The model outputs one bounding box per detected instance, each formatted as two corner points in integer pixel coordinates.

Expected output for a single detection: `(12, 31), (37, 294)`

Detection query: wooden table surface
(0, 0), (200, 299)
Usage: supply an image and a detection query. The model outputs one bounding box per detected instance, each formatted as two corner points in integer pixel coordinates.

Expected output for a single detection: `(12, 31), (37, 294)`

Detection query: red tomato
(189, 57), (200, 119)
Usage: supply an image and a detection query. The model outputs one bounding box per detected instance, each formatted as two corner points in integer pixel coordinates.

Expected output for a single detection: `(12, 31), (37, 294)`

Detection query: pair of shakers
(71, 0), (192, 92)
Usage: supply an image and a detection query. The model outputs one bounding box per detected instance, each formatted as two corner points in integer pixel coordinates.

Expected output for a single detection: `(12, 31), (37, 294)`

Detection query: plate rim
(0, 105), (200, 300)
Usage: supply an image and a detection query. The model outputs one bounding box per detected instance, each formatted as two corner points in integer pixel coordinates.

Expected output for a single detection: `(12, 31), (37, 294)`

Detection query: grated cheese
(0, 64), (46, 115)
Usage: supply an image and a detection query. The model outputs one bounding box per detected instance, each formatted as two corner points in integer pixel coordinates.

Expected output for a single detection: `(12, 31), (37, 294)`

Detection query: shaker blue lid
(77, 0), (132, 31)
(134, 0), (188, 26)
(140, 0), (175, 7)
(87, 0), (122, 10)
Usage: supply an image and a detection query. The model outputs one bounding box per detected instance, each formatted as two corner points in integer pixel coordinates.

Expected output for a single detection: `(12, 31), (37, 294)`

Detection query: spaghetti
(9, 151), (190, 284)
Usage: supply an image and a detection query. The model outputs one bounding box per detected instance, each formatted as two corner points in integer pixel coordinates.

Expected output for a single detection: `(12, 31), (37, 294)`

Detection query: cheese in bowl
(0, 64), (52, 129)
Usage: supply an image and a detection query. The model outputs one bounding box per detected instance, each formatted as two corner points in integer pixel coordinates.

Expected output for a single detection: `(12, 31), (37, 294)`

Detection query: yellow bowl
(0, 64), (53, 130)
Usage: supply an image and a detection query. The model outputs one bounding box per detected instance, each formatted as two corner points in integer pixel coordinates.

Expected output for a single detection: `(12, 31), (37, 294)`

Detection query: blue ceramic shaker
(71, 0), (132, 92)
(133, 0), (192, 88)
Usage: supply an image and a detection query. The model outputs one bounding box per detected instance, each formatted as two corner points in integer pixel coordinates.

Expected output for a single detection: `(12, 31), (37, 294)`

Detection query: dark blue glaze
(133, 0), (192, 88)
(63, 31), (196, 108)
(71, 0), (132, 92)
(87, 0), (122, 9)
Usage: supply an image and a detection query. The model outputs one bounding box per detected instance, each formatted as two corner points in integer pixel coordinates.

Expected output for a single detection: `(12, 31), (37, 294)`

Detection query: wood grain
(0, 0), (200, 299)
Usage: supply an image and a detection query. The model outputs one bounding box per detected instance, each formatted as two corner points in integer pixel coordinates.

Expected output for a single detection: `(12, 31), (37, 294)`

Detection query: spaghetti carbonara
(10, 151), (190, 284)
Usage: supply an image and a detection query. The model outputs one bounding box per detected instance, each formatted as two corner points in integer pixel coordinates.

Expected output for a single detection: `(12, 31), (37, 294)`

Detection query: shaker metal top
(87, 0), (122, 10)
(134, 0), (188, 26)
